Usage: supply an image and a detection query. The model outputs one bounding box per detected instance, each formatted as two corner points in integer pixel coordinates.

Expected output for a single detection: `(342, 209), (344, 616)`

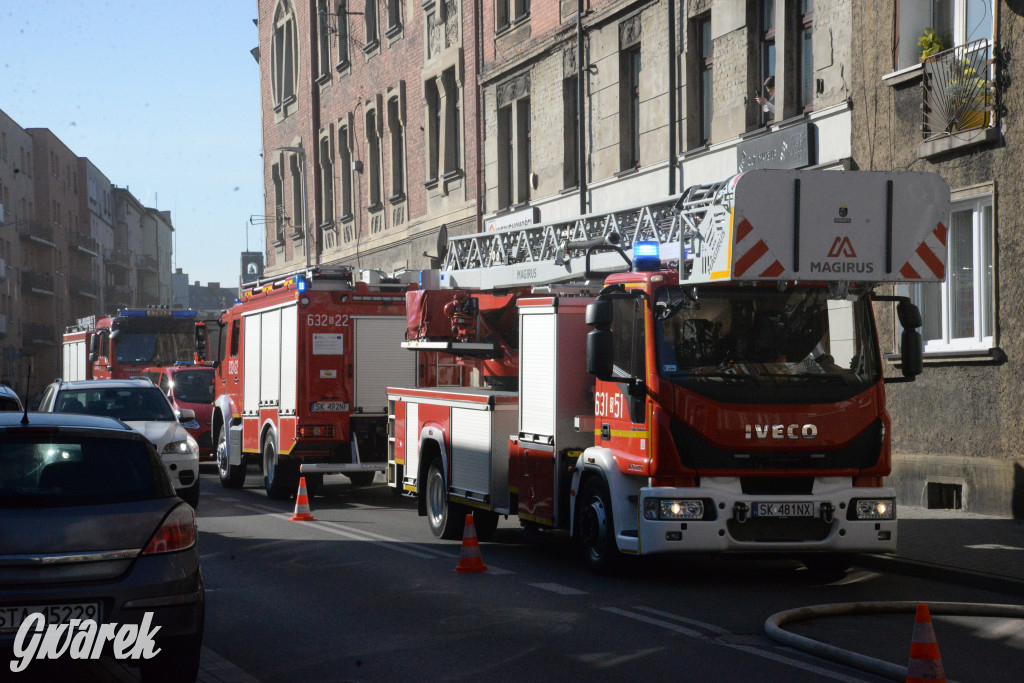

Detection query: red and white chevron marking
(732, 218), (786, 278)
(898, 222), (947, 280)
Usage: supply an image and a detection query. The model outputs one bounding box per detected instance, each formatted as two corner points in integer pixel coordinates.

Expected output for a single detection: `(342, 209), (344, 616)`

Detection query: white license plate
(0, 603), (101, 633)
(311, 401), (349, 412)
(752, 502), (815, 518)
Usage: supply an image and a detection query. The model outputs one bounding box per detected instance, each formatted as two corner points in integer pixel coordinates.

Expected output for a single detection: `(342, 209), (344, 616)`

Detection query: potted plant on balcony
(918, 28), (944, 61)
(947, 58), (989, 130)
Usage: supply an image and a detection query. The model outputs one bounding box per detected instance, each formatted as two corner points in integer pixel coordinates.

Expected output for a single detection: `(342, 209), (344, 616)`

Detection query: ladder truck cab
(208, 267), (422, 499)
(62, 308), (205, 381)
(388, 169), (950, 573)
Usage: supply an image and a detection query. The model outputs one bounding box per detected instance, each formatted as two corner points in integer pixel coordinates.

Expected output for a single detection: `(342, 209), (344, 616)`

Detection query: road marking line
(530, 583), (589, 596)
(232, 503), (435, 559)
(231, 502), (513, 573)
(632, 606), (731, 634)
(603, 607), (873, 683)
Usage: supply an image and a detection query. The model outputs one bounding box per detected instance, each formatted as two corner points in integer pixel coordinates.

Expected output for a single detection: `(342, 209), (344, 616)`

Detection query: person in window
(755, 76), (775, 117)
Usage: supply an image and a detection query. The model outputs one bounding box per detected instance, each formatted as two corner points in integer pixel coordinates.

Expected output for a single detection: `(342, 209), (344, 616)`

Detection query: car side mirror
(177, 408), (196, 422)
(900, 329), (923, 378)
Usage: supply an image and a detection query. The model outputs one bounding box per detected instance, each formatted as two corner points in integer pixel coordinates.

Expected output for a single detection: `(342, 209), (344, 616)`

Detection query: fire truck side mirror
(586, 299), (613, 328)
(900, 329), (923, 378)
(194, 323), (208, 362)
(586, 328), (614, 381)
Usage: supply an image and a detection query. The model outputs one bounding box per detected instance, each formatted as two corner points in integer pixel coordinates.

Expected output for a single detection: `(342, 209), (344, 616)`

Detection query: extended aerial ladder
(434, 179), (735, 290)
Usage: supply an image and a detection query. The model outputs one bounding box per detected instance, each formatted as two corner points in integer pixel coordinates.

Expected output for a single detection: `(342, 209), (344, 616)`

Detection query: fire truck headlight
(643, 498), (704, 520)
(854, 499), (895, 520)
(299, 296), (310, 305)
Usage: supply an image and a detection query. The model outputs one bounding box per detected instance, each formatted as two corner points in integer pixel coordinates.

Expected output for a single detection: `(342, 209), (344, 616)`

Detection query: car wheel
(179, 481), (200, 510)
(216, 424), (246, 489)
(138, 629), (203, 683)
(346, 471), (376, 486)
(577, 478), (623, 574)
(472, 509), (500, 542)
(263, 438), (297, 500)
(426, 459), (465, 540)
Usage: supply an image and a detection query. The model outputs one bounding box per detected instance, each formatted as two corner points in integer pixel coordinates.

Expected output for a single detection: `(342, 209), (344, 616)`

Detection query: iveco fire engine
(387, 169), (950, 572)
(207, 268), (432, 499)
(62, 308), (206, 381)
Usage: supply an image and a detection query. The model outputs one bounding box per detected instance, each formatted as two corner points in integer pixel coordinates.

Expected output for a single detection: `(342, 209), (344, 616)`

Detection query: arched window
(271, 1), (299, 108)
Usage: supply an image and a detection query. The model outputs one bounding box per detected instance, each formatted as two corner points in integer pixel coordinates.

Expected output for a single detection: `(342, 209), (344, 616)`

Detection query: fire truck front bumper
(635, 481), (897, 556)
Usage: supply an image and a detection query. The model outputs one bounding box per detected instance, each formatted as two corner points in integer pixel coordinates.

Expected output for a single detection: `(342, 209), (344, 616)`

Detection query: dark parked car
(0, 385), (22, 411)
(0, 411), (204, 681)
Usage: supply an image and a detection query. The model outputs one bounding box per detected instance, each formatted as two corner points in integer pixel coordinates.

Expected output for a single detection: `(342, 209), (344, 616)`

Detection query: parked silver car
(0, 411), (204, 681)
(38, 379), (200, 508)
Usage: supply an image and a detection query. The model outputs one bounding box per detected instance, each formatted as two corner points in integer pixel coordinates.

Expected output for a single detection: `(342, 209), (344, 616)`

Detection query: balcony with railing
(69, 231), (100, 256)
(15, 221), (55, 247)
(136, 254), (159, 272)
(69, 274), (98, 299)
(921, 39), (998, 156)
(21, 271), (55, 296)
(105, 248), (131, 270)
(105, 283), (134, 309)
(24, 323), (57, 346)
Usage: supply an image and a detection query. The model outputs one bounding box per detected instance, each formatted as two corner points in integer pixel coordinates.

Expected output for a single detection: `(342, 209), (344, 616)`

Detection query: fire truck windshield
(654, 286), (881, 403)
(113, 318), (197, 366)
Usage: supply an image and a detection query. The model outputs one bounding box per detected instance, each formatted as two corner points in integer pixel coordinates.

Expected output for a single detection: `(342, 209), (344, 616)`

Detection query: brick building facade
(258, 0), (480, 277)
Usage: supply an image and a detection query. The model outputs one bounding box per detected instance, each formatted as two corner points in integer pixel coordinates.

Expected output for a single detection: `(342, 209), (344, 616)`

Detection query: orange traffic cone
(455, 513), (488, 573)
(289, 477), (316, 521)
(907, 603), (945, 683)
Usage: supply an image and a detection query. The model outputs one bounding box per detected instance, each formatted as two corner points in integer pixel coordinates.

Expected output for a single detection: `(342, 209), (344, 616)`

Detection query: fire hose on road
(765, 601), (1024, 680)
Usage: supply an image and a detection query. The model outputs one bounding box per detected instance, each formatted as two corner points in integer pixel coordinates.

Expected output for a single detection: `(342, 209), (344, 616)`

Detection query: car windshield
(0, 436), (167, 508)
(55, 387), (177, 422)
(172, 369), (216, 404)
(654, 285), (880, 402)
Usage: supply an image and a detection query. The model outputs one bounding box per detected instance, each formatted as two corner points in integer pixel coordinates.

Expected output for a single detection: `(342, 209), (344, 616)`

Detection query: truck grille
(726, 517), (832, 542)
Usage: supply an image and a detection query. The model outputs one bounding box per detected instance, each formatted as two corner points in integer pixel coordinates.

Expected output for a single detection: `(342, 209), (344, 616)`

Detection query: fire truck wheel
(216, 425), (246, 489)
(263, 440), (298, 500)
(426, 459), (466, 540)
(346, 472), (376, 486)
(578, 478), (622, 574)
(473, 510), (500, 542)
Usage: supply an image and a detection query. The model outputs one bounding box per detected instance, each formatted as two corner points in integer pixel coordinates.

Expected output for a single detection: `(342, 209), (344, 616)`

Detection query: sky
(2, 0), (264, 287)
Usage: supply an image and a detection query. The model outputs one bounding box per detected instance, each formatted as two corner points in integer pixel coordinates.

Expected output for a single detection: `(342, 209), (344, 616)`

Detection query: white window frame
(895, 0), (994, 71)
(901, 192), (994, 353)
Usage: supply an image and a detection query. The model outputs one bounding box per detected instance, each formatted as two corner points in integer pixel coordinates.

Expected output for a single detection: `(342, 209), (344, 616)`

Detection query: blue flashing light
(633, 241), (662, 272)
(170, 310), (197, 318)
(119, 310), (146, 317)
(297, 277), (307, 293)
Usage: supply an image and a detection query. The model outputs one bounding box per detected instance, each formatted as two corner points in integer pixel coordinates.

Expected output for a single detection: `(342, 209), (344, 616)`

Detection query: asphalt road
(6, 469), (1023, 682)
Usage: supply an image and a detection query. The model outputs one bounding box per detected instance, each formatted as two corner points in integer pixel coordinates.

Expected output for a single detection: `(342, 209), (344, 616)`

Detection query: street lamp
(274, 145), (311, 269)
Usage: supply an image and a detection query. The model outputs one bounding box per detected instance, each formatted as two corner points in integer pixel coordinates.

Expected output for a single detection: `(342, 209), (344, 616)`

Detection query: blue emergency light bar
(633, 241), (662, 272)
(118, 309), (197, 318)
(297, 277), (307, 292)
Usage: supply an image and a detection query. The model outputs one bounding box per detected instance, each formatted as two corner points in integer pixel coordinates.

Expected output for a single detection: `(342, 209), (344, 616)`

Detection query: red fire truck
(388, 169), (950, 573)
(207, 268), (430, 499)
(62, 308), (206, 381)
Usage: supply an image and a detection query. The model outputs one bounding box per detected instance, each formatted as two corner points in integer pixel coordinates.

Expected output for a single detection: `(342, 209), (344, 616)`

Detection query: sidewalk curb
(855, 553), (1024, 598)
